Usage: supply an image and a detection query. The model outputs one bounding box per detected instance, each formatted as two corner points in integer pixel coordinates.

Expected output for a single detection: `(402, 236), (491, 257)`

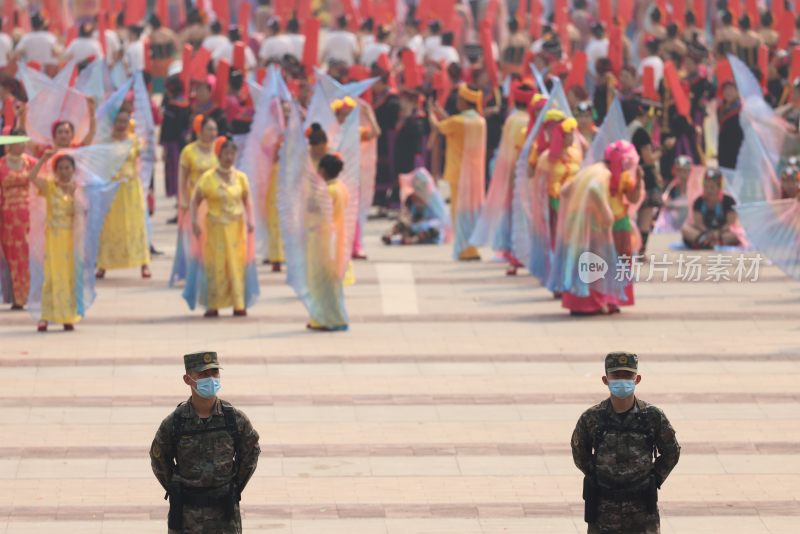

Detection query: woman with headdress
(529, 111), (582, 286)
(306, 122), (329, 169)
(681, 168), (742, 249)
(331, 96), (380, 260)
(26, 148), (122, 331)
(95, 107), (151, 279)
(170, 115), (219, 285)
(470, 81), (534, 274)
(183, 136), (258, 316)
(548, 140), (642, 316)
(305, 153), (352, 331)
(189, 76), (227, 140)
(0, 132), (36, 309)
(428, 83), (487, 261)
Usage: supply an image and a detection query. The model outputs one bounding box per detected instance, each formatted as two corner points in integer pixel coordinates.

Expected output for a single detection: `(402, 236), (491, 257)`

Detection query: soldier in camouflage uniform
(571, 352), (681, 534)
(150, 351), (261, 534)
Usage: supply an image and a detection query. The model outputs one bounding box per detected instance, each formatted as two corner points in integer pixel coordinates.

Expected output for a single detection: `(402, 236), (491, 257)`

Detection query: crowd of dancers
(1, 0), (799, 332)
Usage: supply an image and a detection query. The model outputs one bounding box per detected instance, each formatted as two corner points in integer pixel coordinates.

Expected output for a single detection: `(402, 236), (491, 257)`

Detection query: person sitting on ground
(681, 168), (741, 249)
(382, 193), (443, 245)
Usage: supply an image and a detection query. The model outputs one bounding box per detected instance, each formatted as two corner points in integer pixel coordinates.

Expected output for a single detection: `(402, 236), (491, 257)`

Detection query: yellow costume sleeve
(438, 115), (461, 138)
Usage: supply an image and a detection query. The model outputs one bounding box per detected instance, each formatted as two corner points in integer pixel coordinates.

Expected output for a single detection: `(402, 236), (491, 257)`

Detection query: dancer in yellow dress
(170, 116), (219, 284)
(27, 151), (117, 332)
(96, 108), (151, 279)
(184, 137), (259, 317)
(306, 153), (352, 331)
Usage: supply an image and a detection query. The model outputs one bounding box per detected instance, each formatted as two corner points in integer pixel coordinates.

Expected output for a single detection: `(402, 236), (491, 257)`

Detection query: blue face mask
(191, 377), (221, 399)
(608, 379), (636, 399)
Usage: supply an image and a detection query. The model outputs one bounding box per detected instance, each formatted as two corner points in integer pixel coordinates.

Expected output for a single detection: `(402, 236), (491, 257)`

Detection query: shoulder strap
(221, 403), (241, 454)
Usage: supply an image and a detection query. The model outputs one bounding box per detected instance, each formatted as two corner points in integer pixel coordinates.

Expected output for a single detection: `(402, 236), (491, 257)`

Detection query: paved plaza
(1, 196), (800, 533)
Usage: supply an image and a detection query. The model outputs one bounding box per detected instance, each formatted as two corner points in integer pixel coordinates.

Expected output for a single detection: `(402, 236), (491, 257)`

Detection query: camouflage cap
(184, 351), (223, 374)
(605, 351), (638, 374)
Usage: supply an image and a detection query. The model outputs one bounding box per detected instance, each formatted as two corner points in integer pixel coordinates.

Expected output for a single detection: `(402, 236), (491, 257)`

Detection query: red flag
(479, 22), (499, 87)
(214, 60), (230, 108)
(157, 0), (170, 27)
(789, 47), (800, 86)
(656, 0), (667, 21)
(779, 10), (794, 49)
(529, 0), (541, 37)
(715, 59), (734, 99)
(66, 25), (78, 46)
(255, 67), (267, 85)
(239, 2), (251, 42)
(181, 45), (192, 97)
(42, 0), (64, 36)
(598, 0), (612, 29)
(692, 0), (705, 29)
(758, 44), (768, 93)
(302, 17), (320, 74)
(401, 49), (421, 89)
(348, 64), (370, 81)
(564, 51), (587, 92)
(98, 13), (108, 57)
(434, 61), (452, 108)
(673, 0), (686, 31)
(3, 0), (13, 34)
(212, 0), (230, 29)
(3, 96), (16, 129)
(360, 0), (374, 19)
(143, 38), (152, 74)
(191, 47), (212, 81)
(297, 0), (312, 21)
(341, 0), (360, 31)
(233, 42), (246, 72)
(642, 65), (658, 101)
(516, 0), (527, 25)
(608, 23), (623, 74)
(554, 0), (569, 56)
(618, 0), (634, 26)
(124, 0), (146, 27)
(728, 0), (740, 26)
(664, 61), (690, 120)
(68, 64), (78, 87)
(746, 0), (759, 28)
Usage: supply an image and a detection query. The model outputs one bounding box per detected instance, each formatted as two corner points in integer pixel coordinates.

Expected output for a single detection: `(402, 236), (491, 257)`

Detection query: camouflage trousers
(587, 499), (660, 534)
(168, 503), (241, 534)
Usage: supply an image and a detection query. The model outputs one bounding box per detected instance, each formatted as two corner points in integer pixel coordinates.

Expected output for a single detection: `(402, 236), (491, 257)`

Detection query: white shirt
(637, 55), (665, 88)
(585, 37), (609, 77)
(321, 30), (359, 65)
(361, 42), (390, 67)
(0, 33), (12, 68)
(65, 37), (104, 63)
(406, 34), (424, 64)
(201, 34), (230, 58)
(125, 39), (145, 72)
(259, 34), (291, 62)
(15, 31), (58, 66)
(423, 35), (441, 61)
(286, 34), (305, 61)
(429, 45), (460, 66)
(104, 30), (122, 63)
(214, 41), (257, 70)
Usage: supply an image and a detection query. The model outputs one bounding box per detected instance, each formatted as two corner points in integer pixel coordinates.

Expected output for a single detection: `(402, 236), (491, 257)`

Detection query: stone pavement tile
(8, 418), (800, 448)
(281, 457), (371, 477)
(369, 457), (461, 477)
(0, 459), (20, 480)
(479, 518), (582, 533)
(663, 516), (772, 533)
(5, 369), (800, 398)
(456, 456), (548, 476)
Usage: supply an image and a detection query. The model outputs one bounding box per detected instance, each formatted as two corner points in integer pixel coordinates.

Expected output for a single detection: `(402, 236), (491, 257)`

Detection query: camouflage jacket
(571, 397), (680, 489)
(150, 398), (260, 494)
